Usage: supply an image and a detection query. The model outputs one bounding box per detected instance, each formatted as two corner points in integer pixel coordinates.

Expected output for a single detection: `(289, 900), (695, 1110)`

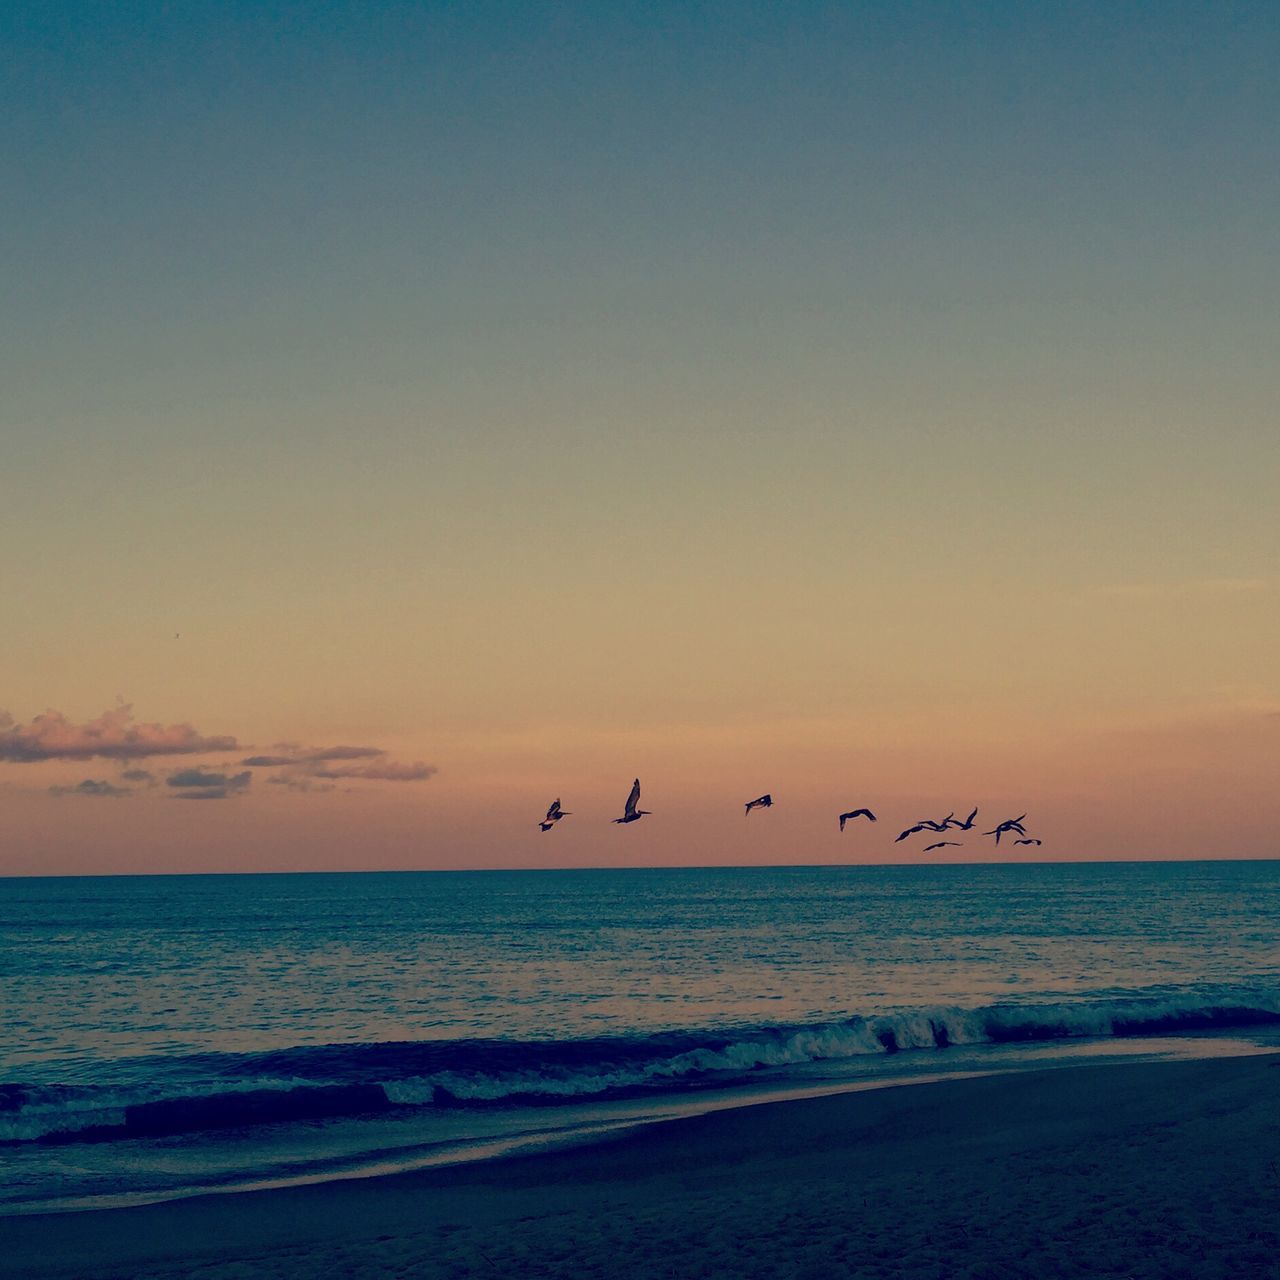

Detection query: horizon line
(2, 855), (1277, 881)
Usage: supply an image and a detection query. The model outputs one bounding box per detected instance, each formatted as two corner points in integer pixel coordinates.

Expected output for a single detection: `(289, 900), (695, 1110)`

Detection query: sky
(2, 1), (1277, 873)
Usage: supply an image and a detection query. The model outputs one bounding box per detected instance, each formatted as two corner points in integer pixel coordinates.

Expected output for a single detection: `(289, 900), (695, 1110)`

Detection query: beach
(4, 1052), (1277, 1280)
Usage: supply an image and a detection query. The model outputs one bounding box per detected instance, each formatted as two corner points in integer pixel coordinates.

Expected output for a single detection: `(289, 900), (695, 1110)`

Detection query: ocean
(2, 862), (1278, 1214)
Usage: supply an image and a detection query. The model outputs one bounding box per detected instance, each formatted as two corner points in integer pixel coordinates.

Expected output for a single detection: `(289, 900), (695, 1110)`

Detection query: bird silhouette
(838, 808), (876, 831)
(612, 778), (651, 824)
(745, 794), (773, 815)
(948, 807), (979, 830)
(538, 798), (570, 832)
(1013, 838), (1042, 846)
(924, 841), (963, 851)
(917, 813), (955, 832)
(895, 822), (934, 842)
(983, 816), (1027, 844)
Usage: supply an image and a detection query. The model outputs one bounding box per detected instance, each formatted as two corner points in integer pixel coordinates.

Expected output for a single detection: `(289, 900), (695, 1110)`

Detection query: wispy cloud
(49, 778), (131, 798)
(246, 742), (438, 788)
(267, 775), (336, 793)
(308, 760), (437, 782)
(0, 706), (238, 763)
(167, 768), (252, 801)
(242, 745), (384, 767)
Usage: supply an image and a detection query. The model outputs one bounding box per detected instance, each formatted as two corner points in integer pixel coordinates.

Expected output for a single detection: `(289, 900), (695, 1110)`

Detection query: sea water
(2, 862), (1278, 1213)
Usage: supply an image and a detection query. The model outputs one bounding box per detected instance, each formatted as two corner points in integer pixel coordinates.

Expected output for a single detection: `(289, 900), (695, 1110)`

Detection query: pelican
(983, 815), (1027, 844)
(917, 813), (955, 832)
(612, 778), (651, 825)
(948, 807), (979, 830)
(538, 798), (570, 832)
(1013, 838), (1042, 846)
(839, 808), (876, 831)
(924, 841), (963, 851)
(745, 794), (773, 815)
(895, 822), (933, 842)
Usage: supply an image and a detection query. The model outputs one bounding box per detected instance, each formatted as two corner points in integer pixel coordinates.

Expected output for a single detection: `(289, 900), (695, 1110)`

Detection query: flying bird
(1013, 838), (1043, 846)
(612, 778), (651, 825)
(538, 798), (571, 832)
(914, 813), (955, 832)
(745, 794), (773, 815)
(924, 841), (963, 851)
(983, 816), (1028, 844)
(948, 808), (979, 830)
(895, 822), (934, 842)
(838, 808), (876, 831)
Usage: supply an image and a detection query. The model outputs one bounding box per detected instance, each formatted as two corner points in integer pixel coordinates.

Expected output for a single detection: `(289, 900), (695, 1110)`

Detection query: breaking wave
(5, 993), (1277, 1144)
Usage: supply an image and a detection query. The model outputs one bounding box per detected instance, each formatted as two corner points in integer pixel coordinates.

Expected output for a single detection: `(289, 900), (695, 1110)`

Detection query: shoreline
(2, 1052), (1277, 1279)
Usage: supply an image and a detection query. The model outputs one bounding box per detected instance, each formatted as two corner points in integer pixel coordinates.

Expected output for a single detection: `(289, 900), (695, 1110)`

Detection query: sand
(2, 1053), (1278, 1280)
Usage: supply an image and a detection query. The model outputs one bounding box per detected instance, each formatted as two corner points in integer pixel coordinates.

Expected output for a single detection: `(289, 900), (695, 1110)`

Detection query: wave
(5, 993), (1278, 1144)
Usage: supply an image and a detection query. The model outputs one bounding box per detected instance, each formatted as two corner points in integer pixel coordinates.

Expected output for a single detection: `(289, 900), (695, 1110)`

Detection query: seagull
(924, 841), (963, 851)
(948, 807), (979, 831)
(612, 778), (651, 825)
(839, 808), (876, 831)
(1013, 838), (1043, 846)
(745, 794), (773, 815)
(983, 816), (1028, 845)
(538, 798), (571, 832)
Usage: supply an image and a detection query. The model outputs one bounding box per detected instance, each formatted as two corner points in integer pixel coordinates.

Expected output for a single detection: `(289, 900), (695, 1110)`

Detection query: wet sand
(3, 1053), (1278, 1279)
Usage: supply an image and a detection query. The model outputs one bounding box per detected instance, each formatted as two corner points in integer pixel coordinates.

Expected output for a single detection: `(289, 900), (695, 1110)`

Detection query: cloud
(49, 778), (130, 798)
(2, 708), (437, 802)
(167, 768), (244, 789)
(242, 745), (385, 767)
(246, 742), (438, 788)
(167, 768), (251, 800)
(0, 706), (238, 763)
(307, 761), (437, 782)
(267, 775), (336, 793)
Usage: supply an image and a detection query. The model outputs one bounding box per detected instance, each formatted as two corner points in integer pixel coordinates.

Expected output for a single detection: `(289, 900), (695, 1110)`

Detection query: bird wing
(545, 799), (562, 820)
(623, 778), (641, 818)
(839, 814), (848, 831)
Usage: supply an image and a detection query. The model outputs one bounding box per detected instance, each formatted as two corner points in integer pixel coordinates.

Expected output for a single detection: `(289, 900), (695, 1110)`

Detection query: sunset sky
(3, 1), (1277, 873)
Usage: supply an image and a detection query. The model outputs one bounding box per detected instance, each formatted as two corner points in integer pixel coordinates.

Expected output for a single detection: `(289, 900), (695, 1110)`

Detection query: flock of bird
(537, 781), (1044, 850)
